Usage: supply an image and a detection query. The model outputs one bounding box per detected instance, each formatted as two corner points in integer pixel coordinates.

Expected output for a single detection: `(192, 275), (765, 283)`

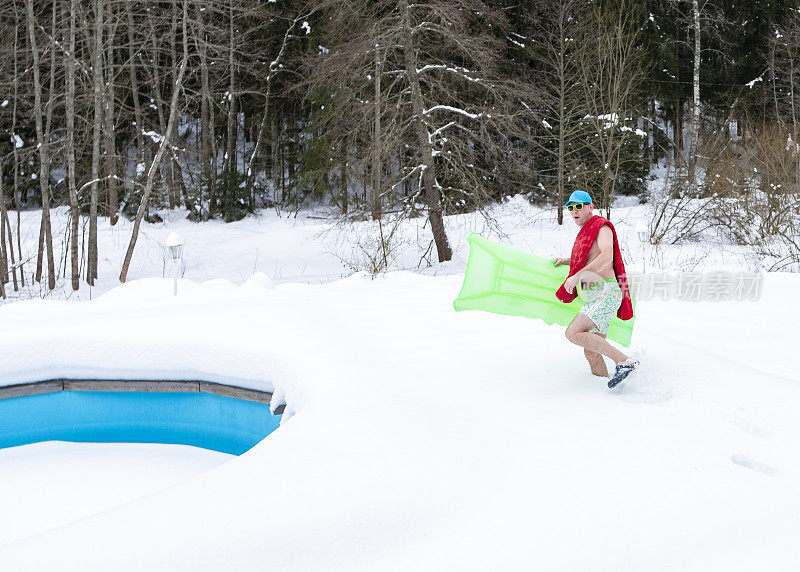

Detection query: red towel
(555, 215), (633, 320)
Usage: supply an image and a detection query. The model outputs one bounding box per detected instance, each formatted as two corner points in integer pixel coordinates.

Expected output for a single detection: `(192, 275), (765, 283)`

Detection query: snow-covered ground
(0, 195), (760, 306)
(0, 442), (231, 546)
(0, 199), (798, 569)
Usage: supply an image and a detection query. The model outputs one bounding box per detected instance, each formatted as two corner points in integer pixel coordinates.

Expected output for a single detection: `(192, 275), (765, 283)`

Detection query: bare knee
(565, 327), (580, 344)
(584, 347), (600, 359)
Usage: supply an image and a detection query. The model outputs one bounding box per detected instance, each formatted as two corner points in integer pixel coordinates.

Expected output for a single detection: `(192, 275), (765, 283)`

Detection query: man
(554, 190), (638, 388)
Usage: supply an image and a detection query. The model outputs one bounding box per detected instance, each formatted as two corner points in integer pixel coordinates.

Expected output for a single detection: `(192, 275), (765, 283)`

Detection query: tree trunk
(43, 1), (60, 276)
(556, 24), (567, 226)
(120, 0), (189, 283)
(25, 0), (56, 290)
(3, 204), (18, 292)
(789, 56), (798, 140)
(88, 0), (104, 285)
(271, 116), (279, 207)
(195, 1), (215, 212)
(673, 99), (683, 166)
(371, 44), (382, 221)
(647, 100), (654, 165)
(246, 95), (271, 211)
(341, 140), (349, 215)
(148, 7), (168, 212)
(688, 0), (700, 183)
(280, 120), (286, 204)
(166, 0), (189, 210)
(0, 160), (8, 298)
(127, 1), (146, 189)
(245, 15), (301, 209)
(224, 1), (237, 217)
(401, 0), (451, 262)
(66, 0), (80, 290)
(11, 19), (24, 287)
(287, 126), (296, 204)
(168, 0), (179, 209)
(105, 3), (118, 223)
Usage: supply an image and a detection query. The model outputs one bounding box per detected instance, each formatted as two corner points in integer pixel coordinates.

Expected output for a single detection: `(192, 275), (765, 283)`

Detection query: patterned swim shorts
(579, 279), (622, 336)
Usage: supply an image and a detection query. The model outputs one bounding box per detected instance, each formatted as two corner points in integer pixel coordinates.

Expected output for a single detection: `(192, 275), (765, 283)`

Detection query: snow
(595, 113), (618, 123)
(586, 113), (626, 130)
(0, 200), (799, 568)
(423, 105), (482, 119)
(165, 231), (184, 248)
(0, 442), (230, 546)
(0, 208), (354, 303)
(142, 130), (164, 144)
(746, 76), (764, 89)
(0, 196), (780, 305)
(12, 134), (23, 149)
(620, 125), (647, 137)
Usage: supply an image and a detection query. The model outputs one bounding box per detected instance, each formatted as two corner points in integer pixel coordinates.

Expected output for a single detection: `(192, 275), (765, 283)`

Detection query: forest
(1, 0), (800, 296)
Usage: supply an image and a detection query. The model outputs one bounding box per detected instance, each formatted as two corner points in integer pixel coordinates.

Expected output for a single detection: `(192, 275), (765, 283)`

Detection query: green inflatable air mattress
(453, 233), (635, 346)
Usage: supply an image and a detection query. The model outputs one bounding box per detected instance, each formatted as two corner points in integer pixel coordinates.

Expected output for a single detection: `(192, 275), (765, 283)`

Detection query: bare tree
(371, 37), (382, 221)
(192, 0), (217, 214)
(300, 0), (524, 262)
(0, 161), (19, 293)
(119, 0), (190, 283)
(772, 12), (800, 139)
(399, 0), (451, 261)
(0, 159), (8, 299)
(11, 4), (24, 288)
(244, 8), (313, 211)
(87, 0), (104, 285)
(688, 0), (701, 182)
(126, 1), (146, 192)
(525, 0), (589, 224)
(25, 0), (56, 290)
(670, 0), (730, 182)
(65, 0), (79, 289)
(103, 0), (119, 224)
(577, 0), (645, 216)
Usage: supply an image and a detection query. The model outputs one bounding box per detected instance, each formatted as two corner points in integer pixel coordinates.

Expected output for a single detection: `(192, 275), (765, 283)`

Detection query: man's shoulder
(594, 224), (613, 245)
(597, 224), (613, 236)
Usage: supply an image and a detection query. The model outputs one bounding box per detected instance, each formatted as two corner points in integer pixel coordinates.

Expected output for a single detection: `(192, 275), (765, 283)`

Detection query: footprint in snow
(731, 454), (778, 477)
(727, 409), (773, 439)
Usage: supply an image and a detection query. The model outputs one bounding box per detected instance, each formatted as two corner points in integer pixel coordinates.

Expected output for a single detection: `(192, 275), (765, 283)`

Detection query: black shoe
(608, 360), (639, 389)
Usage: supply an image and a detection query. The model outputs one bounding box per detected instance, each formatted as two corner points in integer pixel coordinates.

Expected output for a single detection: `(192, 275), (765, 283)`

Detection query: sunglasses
(566, 203), (590, 212)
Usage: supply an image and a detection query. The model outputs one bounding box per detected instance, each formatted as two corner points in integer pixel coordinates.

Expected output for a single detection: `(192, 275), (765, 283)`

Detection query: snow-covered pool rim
(0, 379), (285, 415)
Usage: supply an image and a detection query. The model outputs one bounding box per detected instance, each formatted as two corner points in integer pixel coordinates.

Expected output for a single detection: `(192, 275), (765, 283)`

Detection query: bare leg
(584, 333), (609, 377)
(565, 313), (629, 365)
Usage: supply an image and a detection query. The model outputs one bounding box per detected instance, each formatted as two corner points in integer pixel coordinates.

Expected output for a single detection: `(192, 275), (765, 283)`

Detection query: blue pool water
(0, 391), (281, 455)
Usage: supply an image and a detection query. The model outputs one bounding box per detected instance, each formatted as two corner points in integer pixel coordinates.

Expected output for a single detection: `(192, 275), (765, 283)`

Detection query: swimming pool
(0, 390), (282, 455)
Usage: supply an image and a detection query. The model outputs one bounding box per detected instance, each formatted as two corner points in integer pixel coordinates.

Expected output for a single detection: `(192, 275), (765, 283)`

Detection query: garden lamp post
(166, 232), (185, 296)
(635, 222), (648, 275)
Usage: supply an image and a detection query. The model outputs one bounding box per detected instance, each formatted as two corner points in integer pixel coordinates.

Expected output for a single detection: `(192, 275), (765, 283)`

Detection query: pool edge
(0, 379), (285, 414)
